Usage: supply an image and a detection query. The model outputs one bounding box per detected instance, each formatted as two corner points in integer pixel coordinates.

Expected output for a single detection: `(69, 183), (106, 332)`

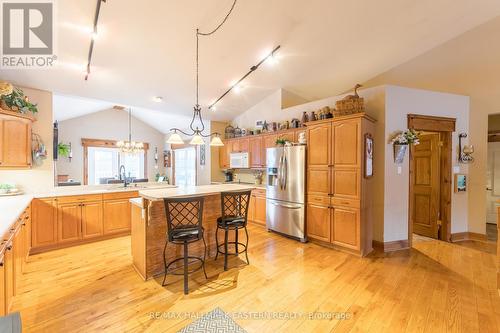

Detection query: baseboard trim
(373, 239), (410, 252)
(450, 232), (488, 242)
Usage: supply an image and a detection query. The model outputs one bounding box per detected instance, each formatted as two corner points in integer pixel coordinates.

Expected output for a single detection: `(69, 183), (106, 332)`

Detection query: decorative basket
(335, 98), (364, 116)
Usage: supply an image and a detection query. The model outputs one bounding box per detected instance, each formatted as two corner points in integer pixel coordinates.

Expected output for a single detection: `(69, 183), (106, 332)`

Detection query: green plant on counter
(58, 143), (71, 157)
(1, 87), (38, 114)
(0, 184), (13, 190)
(275, 138), (286, 146)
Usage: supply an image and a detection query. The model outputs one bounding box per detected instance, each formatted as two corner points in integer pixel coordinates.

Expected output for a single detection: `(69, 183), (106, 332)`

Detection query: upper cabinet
(333, 120), (360, 167)
(0, 110), (33, 168)
(307, 123), (331, 167)
(249, 136), (263, 168)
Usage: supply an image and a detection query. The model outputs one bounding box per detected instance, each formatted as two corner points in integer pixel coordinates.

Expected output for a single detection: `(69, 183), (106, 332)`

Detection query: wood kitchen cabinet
(103, 199), (131, 235)
(32, 198), (58, 249)
(58, 202), (82, 243)
(248, 188), (266, 226)
(219, 141), (230, 169)
(306, 113), (375, 256)
(277, 130), (294, 143)
(82, 201), (103, 239)
(0, 254), (5, 316)
(262, 134), (277, 166)
(249, 136), (263, 168)
(0, 109), (33, 168)
(3, 241), (14, 313)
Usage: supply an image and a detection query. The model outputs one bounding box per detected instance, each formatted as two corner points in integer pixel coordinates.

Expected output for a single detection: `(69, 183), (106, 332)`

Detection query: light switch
(453, 166), (460, 174)
(397, 166), (402, 175)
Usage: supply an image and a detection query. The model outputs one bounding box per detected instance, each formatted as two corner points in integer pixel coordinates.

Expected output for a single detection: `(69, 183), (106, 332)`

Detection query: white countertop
(139, 184), (256, 200)
(33, 183), (176, 198)
(130, 197), (143, 208)
(0, 194), (33, 238)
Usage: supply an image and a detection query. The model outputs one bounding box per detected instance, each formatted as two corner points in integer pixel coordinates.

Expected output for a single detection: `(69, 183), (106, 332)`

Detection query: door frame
(408, 114), (455, 246)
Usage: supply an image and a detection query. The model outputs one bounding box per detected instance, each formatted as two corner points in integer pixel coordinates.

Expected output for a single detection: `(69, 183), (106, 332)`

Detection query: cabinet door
(219, 143), (228, 168)
(249, 136), (263, 168)
(247, 194), (256, 222)
(4, 243), (14, 313)
(332, 168), (360, 199)
(253, 196), (267, 225)
(306, 203), (331, 242)
(307, 167), (331, 196)
(57, 202), (82, 243)
(103, 199), (132, 234)
(307, 124), (331, 167)
(82, 201), (103, 239)
(2, 118), (31, 167)
(12, 226), (22, 295)
(332, 207), (360, 250)
(237, 138), (249, 152)
(333, 120), (360, 167)
(277, 130), (294, 143)
(32, 198), (58, 248)
(262, 134), (277, 166)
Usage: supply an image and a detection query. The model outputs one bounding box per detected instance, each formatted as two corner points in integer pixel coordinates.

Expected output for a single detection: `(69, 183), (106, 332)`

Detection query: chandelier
(116, 107), (145, 153)
(166, 0), (240, 147)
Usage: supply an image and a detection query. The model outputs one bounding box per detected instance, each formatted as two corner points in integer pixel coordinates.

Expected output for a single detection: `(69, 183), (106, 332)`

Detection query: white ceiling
(2, 0), (500, 123)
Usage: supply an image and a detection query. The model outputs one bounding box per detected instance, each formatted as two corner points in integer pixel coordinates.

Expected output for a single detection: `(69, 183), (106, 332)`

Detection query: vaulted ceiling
(2, 0), (500, 124)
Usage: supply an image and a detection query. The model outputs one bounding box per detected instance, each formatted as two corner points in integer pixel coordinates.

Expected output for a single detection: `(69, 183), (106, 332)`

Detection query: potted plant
(0, 85), (38, 115)
(275, 138), (287, 146)
(57, 143), (71, 158)
(391, 129), (420, 164)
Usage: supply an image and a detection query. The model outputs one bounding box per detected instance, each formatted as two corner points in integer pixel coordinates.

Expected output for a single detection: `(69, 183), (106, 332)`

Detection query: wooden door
(32, 198), (58, 248)
(249, 136), (263, 168)
(82, 201), (103, 239)
(306, 203), (330, 242)
(2, 118), (31, 167)
(103, 199), (132, 234)
(307, 124), (331, 167)
(331, 207), (360, 250)
(410, 133), (440, 238)
(4, 242), (14, 313)
(58, 202), (82, 243)
(253, 196), (267, 225)
(262, 134), (277, 166)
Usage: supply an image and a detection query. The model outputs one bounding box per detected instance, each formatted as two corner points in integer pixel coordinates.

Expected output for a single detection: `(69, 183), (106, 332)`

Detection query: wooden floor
(13, 225), (500, 332)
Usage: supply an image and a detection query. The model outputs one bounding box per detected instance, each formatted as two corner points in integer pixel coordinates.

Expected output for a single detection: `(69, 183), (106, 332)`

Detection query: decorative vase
(393, 144), (407, 164)
(301, 112), (309, 125)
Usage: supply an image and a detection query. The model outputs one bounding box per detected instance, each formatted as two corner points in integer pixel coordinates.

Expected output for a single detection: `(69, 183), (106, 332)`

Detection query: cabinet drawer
(332, 198), (360, 209)
(253, 188), (266, 198)
(307, 195), (330, 206)
(57, 194), (103, 204)
(102, 191), (139, 200)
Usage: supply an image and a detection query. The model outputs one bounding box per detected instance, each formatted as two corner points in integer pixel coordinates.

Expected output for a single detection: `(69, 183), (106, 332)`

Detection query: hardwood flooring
(12, 225), (500, 332)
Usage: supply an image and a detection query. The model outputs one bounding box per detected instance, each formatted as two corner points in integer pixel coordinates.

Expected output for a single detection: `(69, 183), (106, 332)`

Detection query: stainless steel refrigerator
(266, 145), (306, 242)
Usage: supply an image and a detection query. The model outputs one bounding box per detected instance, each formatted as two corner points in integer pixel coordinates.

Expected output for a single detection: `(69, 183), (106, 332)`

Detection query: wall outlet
(453, 166), (460, 174)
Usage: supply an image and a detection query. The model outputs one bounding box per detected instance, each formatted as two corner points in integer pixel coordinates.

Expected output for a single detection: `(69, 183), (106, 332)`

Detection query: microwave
(230, 152), (249, 169)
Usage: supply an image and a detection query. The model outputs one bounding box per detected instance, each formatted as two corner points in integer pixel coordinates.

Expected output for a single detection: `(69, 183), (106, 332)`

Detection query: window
(82, 139), (149, 185)
(173, 147), (196, 186)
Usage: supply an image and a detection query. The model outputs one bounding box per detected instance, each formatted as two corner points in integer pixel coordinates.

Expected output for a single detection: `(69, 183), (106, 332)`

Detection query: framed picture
(163, 150), (171, 168)
(454, 174), (466, 192)
(255, 120), (264, 130)
(364, 133), (374, 178)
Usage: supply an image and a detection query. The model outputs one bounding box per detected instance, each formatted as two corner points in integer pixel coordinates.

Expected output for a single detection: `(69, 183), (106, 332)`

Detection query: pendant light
(167, 0), (240, 147)
(116, 107), (144, 154)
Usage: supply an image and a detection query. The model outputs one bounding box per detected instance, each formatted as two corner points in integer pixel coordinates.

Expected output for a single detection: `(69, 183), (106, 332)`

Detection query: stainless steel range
(266, 145), (306, 242)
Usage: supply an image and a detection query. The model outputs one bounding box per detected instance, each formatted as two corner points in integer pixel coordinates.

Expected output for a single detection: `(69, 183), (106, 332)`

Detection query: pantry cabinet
(306, 113), (375, 256)
(0, 109), (34, 169)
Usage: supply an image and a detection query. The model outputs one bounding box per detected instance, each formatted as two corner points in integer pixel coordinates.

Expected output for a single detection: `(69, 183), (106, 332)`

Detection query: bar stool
(215, 190), (252, 271)
(162, 196), (208, 295)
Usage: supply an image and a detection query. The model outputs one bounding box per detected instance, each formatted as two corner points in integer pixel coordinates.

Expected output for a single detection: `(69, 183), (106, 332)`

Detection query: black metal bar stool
(215, 190), (252, 271)
(162, 196), (208, 295)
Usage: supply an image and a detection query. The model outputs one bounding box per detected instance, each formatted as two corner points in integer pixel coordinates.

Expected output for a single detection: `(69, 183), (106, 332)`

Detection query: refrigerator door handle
(270, 202), (302, 209)
(277, 155), (284, 189)
(283, 152), (288, 190)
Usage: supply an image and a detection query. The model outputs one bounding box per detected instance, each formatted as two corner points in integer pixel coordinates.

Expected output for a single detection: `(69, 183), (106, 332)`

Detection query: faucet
(119, 165), (129, 187)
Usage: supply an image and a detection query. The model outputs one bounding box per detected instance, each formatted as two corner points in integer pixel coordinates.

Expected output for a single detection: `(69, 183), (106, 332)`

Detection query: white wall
(0, 86), (54, 192)
(56, 108), (166, 183)
(383, 85), (469, 241)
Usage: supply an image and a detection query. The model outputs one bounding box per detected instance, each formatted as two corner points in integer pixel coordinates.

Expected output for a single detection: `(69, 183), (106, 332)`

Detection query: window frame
(82, 138), (149, 185)
(171, 143), (198, 186)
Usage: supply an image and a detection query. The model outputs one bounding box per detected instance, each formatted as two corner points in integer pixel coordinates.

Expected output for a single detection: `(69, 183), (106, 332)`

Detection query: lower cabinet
(82, 201), (103, 239)
(306, 202), (361, 251)
(248, 189), (266, 225)
(32, 198), (57, 248)
(58, 202), (82, 243)
(103, 199), (131, 235)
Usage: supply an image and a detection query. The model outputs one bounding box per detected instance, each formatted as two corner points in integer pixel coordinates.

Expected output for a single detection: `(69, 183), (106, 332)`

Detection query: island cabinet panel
(0, 115), (32, 168)
(81, 201), (103, 239)
(57, 202), (82, 243)
(305, 113), (375, 256)
(32, 198), (58, 249)
(306, 203), (330, 242)
(103, 199), (132, 235)
(249, 136), (263, 168)
(131, 202), (146, 279)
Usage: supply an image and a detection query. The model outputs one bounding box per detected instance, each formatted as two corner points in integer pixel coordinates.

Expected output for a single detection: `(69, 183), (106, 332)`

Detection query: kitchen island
(132, 184), (255, 280)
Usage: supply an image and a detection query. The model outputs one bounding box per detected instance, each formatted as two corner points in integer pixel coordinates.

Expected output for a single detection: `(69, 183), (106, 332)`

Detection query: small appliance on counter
(223, 170), (234, 182)
(266, 145), (306, 242)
